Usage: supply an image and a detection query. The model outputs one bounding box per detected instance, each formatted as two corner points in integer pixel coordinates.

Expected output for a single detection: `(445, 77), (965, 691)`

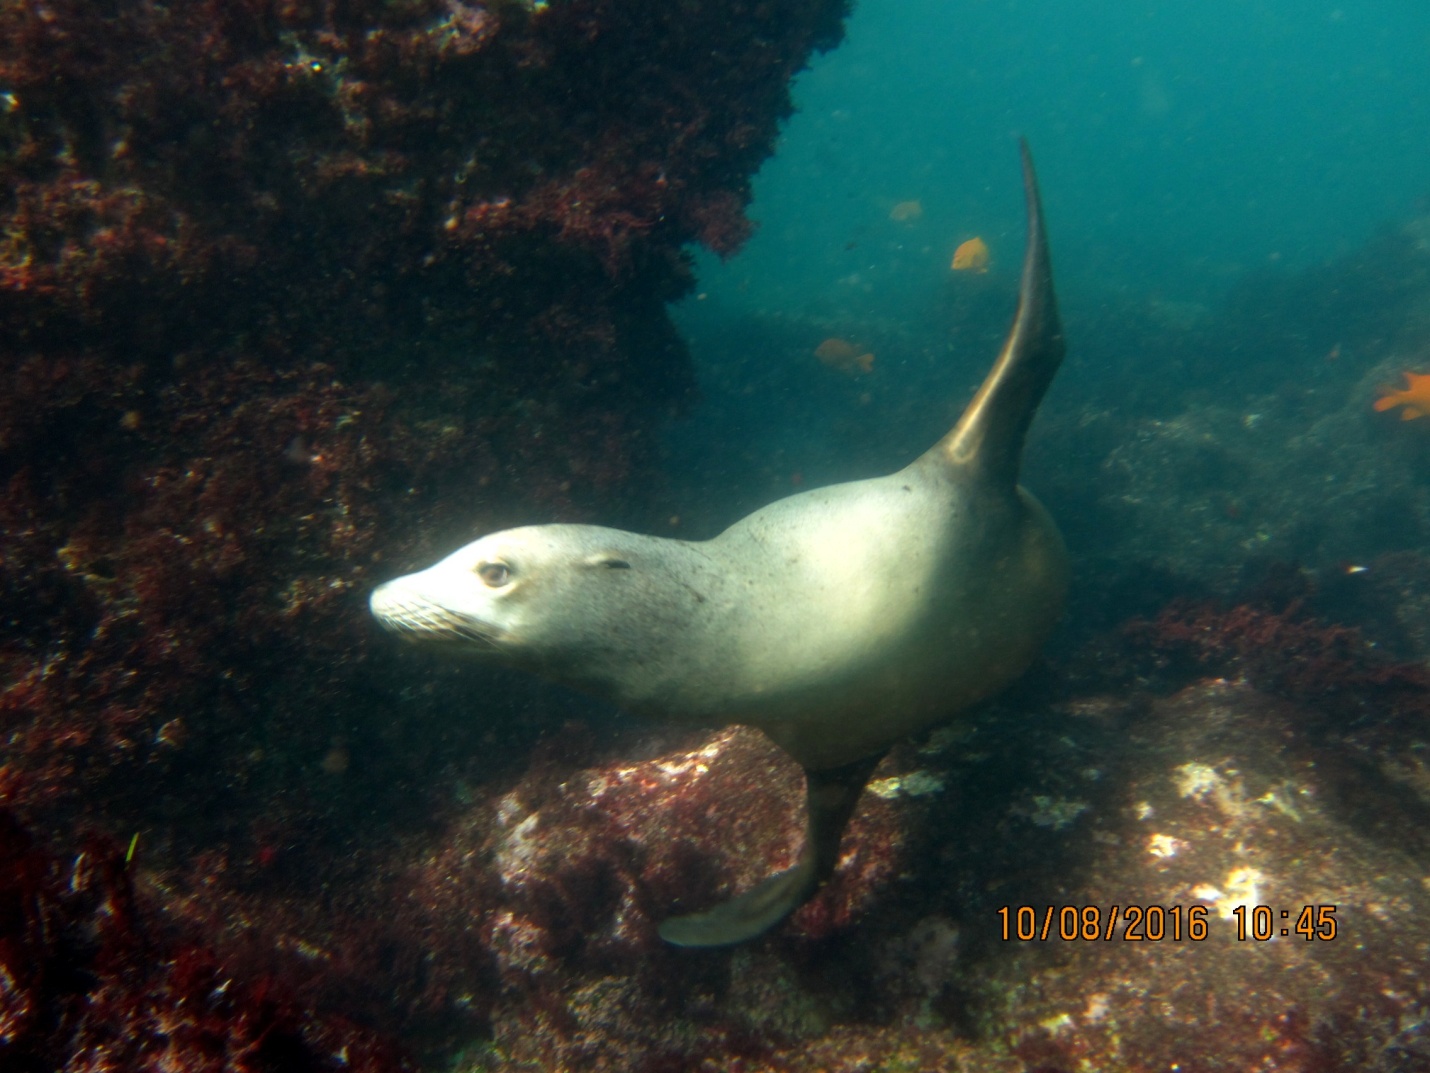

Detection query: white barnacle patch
(1172, 760), (1250, 819)
(1039, 1012), (1075, 1035)
(654, 737), (726, 781)
(588, 733), (732, 801)
(1147, 833), (1185, 858)
(1084, 993), (1110, 1023)
(493, 811), (544, 885)
(1174, 762), (1222, 799)
(867, 770), (946, 799)
(1192, 866), (1265, 919)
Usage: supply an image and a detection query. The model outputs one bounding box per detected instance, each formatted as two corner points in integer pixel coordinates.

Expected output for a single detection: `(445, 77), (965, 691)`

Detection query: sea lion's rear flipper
(658, 751), (886, 947)
(930, 139), (1065, 487)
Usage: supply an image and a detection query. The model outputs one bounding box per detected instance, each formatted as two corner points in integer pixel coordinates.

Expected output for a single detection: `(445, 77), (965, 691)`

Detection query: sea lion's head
(369, 524), (653, 668)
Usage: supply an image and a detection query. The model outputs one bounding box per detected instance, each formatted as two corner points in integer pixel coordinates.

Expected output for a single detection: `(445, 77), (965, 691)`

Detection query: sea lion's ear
(583, 553), (632, 570)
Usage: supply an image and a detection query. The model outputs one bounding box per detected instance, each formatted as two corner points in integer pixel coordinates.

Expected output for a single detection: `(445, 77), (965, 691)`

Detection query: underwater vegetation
(0, 807), (412, 1071)
(4, 0), (1430, 1067)
(0, 0), (852, 1063)
(636, 209), (1430, 1069)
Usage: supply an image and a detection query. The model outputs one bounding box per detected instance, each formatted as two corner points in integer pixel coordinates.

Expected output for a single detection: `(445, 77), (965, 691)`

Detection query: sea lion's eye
(477, 561), (511, 587)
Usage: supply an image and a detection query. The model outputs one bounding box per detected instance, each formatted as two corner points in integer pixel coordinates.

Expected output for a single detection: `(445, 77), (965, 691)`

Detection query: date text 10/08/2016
(996, 904), (1338, 943)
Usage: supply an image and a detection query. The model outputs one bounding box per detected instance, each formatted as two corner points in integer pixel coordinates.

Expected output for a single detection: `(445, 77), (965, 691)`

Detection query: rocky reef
(7, 1), (1430, 1068)
(0, 808), (412, 1071)
(624, 214), (1430, 1070)
(0, 0), (850, 1064)
(143, 600), (1430, 1072)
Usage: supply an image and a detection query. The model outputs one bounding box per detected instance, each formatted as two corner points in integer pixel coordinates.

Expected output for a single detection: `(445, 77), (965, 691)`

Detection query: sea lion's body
(371, 143), (1067, 945)
(475, 475), (1063, 773)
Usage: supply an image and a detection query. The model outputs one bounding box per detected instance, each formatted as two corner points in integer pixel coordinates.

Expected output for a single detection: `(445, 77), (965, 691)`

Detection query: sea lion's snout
(369, 571), (500, 648)
(368, 579), (415, 636)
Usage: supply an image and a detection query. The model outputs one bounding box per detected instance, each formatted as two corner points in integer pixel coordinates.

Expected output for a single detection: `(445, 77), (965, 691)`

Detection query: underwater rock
(352, 670), (1430, 1071)
(0, 808), (413, 1071)
(0, 0), (858, 1060)
(978, 678), (1430, 1073)
(0, 0), (851, 1044)
(1000, 214), (1430, 636)
(1085, 394), (1430, 596)
(392, 725), (914, 1067)
(105, 592), (1430, 1071)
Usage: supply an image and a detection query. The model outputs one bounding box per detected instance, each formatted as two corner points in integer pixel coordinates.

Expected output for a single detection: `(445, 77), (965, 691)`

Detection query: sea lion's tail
(658, 752), (885, 947)
(930, 139), (1064, 486)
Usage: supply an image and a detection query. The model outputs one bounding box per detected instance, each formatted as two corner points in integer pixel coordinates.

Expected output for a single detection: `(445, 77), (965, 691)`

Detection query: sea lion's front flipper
(658, 751), (886, 947)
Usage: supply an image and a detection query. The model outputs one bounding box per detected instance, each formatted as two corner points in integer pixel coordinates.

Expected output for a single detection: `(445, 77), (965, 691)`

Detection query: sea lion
(370, 141), (1067, 947)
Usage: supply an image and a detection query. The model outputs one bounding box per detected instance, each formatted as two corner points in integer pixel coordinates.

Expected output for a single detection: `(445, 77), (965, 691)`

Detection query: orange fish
(951, 236), (990, 273)
(889, 199), (923, 222)
(814, 337), (874, 376)
(1373, 371), (1430, 420)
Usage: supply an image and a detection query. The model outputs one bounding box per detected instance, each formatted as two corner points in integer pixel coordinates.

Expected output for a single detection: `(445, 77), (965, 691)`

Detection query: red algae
(381, 725), (916, 1069)
(1128, 597), (1430, 712)
(0, 0), (852, 1060)
(13, 3), (1427, 1069)
(247, 656), (1430, 1073)
(0, 807), (412, 1071)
